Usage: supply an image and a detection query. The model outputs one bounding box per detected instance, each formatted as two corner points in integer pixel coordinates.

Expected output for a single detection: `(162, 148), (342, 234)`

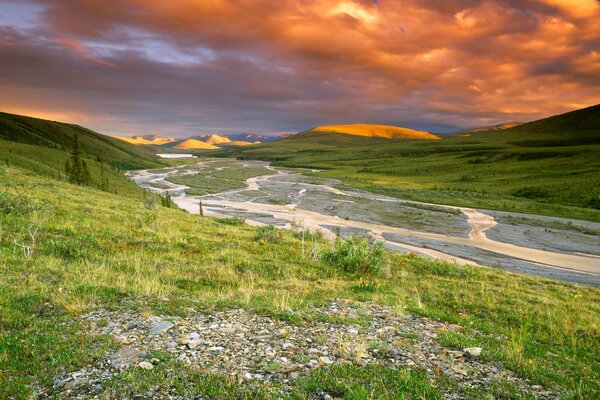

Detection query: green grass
(165, 165), (272, 195)
(1, 166), (599, 398)
(212, 105), (600, 221)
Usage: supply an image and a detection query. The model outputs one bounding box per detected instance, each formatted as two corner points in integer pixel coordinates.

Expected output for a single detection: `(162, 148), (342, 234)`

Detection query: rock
(107, 321), (118, 329)
(188, 339), (204, 349)
(109, 347), (141, 370)
(282, 342), (295, 350)
(451, 365), (469, 376)
(220, 327), (236, 334)
(463, 347), (483, 358)
(138, 361), (153, 370)
(318, 356), (334, 365)
(165, 341), (178, 349)
(348, 328), (359, 335)
(148, 320), (174, 335)
(324, 395), (333, 400)
(207, 346), (224, 354)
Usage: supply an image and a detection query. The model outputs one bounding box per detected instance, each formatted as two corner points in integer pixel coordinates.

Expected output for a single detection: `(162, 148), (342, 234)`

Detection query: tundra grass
(1, 167), (599, 398)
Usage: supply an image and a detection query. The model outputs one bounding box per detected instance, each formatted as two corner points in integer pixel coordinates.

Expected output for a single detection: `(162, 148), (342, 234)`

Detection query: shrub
(0, 191), (40, 215)
(215, 216), (245, 226)
(255, 224), (282, 243)
(322, 235), (385, 275)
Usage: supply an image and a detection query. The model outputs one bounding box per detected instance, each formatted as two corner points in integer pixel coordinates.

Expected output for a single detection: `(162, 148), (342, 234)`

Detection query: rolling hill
(213, 104), (600, 220)
(305, 124), (440, 140)
(456, 122), (522, 135)
(172, 139), (219, 150)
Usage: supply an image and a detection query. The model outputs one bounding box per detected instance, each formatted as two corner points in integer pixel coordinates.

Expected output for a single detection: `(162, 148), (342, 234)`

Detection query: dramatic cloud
(0, 0), (598, 135)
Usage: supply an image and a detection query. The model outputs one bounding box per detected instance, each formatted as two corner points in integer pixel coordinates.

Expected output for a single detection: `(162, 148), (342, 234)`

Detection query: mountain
(228, 133), (280, 143)
(112, 135), (176, 145)
(173, 139), (219, 150)
(220, 140), (254, 146)
(304, 124), (440, 140)
(203, 134), (231, 145)
(456, 122), (522, 135)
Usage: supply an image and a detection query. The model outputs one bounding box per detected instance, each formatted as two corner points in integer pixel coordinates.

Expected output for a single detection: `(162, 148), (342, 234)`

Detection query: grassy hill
(0, 112), (167, 195)
(305, 124), (440, 140)
(213, 105), (600, 221)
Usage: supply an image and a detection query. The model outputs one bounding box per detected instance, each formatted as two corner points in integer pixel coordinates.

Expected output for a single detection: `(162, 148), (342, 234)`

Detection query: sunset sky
(1, 0), (599, 136)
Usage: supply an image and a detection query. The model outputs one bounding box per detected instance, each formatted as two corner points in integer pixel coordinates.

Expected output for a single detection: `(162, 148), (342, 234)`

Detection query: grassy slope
(0, 112), (164, 170)
(0, 111), (170, 196)
(213, 105), (600, 221)
(1, 166), (599, 398)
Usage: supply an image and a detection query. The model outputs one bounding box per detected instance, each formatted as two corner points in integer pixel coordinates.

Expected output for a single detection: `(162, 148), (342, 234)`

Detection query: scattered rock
(463, 347), (483, 358)
(109, 347), (142, 370)
(138, 361), (154, 370)
(148, 320), (174, 335)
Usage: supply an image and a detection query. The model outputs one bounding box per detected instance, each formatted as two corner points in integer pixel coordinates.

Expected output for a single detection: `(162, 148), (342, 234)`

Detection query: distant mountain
(456, 122), (522, 135)
(303, 124), (440, 140)
(228, 133), (280, 143)
(112, 135), (177, 145)
(171, 139), (218, 150)
(113, 132), (282, 150)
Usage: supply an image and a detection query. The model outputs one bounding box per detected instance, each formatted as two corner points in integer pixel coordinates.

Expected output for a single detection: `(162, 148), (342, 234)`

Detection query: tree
(68, 134), (91, 185)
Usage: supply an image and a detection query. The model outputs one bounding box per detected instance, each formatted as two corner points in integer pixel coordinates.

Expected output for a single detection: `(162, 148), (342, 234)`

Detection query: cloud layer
(0, 0), (599, 135)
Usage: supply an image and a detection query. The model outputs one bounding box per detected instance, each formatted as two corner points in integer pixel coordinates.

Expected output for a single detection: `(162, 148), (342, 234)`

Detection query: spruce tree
(69, 134), (92, 185)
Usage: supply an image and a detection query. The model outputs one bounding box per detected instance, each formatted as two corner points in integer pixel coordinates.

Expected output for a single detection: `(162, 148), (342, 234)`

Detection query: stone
(109, 347), (141, 370)
(463, 347), (483, 358)
(447, 324), (462, 332)
(138, 361), (154, 370)
(318, 356), (334, 365)
(220, 327), (236, 334)
(207, 346), (224, 354)
(282, 342), (295, 350)
(324, 395), (333, 400)
(188, 339), (204, 349)
(165, 341), (178, 349)
(148, 320), (174, 335)
(348, 328), (359, 335)
(107, 321), (118, 329)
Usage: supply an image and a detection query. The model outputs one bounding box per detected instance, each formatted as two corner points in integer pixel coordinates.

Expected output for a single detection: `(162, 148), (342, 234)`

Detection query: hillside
(305, 124), (440, 140)
(213, 105), (600, 220)
(0, 112), (167, 195)
(457, 122), (522, 135)
(0, 112), (164, 170)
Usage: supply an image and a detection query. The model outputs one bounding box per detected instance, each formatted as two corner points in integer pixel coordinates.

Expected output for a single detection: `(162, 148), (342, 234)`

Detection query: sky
(0, 0), (599, 137)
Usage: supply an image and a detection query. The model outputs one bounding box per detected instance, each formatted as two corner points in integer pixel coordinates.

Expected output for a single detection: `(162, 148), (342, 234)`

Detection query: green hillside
(0, 112), (167, 195)
(213, 105), (600, 221)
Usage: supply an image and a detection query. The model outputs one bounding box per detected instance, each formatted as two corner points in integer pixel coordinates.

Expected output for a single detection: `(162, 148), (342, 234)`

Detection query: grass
(212, 105), (600, 221)
(1, 166), (599, 398)
(165, 163), (272, 195)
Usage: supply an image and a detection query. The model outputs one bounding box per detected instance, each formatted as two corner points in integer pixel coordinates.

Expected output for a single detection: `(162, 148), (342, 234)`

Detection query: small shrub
(215, 216), (245, 226)
(255, 224), (282, 243)
(512, 186), (550, 199)
(322, 236), (385, 275)
(0, 191), (39, 215)
(141, 191), (158, 210)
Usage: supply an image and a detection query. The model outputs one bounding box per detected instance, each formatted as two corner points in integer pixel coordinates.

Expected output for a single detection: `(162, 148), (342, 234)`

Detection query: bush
(215, 216), (245, 226)
(255, 224), (282, 243)
(322, 236), (385, 275)
(0, 191), (39, 215)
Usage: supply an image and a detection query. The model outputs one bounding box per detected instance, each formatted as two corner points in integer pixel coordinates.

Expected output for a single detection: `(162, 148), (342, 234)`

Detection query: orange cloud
(0, 0), (598, 135)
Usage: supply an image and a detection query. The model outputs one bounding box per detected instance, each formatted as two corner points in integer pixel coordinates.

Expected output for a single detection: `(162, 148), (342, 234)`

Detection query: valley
(128, 159), (600, 286)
